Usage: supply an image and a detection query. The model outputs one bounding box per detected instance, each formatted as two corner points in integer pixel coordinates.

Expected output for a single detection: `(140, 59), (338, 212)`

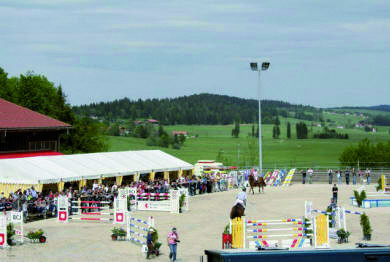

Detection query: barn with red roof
(0, 98), (71, 157)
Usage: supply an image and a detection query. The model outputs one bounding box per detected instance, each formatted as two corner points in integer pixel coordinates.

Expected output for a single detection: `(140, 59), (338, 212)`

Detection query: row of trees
(339, 139), (390, 167)
(313, 127), (349, 139)
(296, 122), (309, 139)
(73, 93), (320, 125)
(0, 67), (107, 153)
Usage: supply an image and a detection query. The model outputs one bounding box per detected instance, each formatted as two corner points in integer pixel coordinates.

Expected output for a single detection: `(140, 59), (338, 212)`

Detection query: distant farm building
(172, 131), (188, 137)
(134, 119), (159, 125)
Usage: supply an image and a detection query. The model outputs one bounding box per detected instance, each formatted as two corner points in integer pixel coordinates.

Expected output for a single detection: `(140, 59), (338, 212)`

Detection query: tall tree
(231, 121), (240, 138)
(287, 122), (291, 139)
(296, 122), (308, 139)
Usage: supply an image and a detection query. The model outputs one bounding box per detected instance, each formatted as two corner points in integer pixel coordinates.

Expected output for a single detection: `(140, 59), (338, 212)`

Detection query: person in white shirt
(92, 180), (99, 191)
(234, 187), (247, 209)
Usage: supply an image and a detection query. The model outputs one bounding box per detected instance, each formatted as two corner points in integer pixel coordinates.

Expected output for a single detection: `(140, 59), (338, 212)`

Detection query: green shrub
(223, 224), (230, 234)
(360, 213), (372, 239)
(354, 190), (367, 207)
(26, 229), (44, 240)
(111, 227), (127, 237)
(179, 193), (186, 209)
(376, 177), (382, 192)
(7, 223), (15, 245)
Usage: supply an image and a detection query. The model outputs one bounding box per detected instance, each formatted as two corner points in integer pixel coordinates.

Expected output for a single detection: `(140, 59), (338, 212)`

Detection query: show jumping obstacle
(350, 183), (390, 208)
(127, 188), (189, 214)
(0, 214), (6, 248)
(305, 201), (362, 234)
(57, 195), (126, 224)
(282, 169), (296, 186)
(230, 217), (312, 249)
(0, 211), (24, 248)
(126, 213), (154, 252)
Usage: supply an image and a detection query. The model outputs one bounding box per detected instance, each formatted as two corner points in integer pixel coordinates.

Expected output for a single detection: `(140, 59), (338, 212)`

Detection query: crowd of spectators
(0, 171), (245, 222)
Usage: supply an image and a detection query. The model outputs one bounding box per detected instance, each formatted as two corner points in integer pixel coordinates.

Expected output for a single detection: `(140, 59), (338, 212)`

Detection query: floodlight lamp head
(250, 62), (258, 71)
(261, 62), (270, 71)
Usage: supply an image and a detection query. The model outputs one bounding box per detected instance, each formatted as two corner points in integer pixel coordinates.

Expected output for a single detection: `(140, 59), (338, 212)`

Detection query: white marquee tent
(0, 150), (193, 195)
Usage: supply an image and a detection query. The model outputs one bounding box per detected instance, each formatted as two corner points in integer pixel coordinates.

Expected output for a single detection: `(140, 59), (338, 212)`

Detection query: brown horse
(230, 203), (245, 220)
(249, 174), (266, 194)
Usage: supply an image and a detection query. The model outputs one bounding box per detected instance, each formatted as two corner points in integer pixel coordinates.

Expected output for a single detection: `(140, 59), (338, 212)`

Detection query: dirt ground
(1, 183), (389, 262)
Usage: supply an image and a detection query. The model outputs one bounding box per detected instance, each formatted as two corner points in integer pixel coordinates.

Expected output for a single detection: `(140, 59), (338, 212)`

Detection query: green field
(107, 116), (390, 168)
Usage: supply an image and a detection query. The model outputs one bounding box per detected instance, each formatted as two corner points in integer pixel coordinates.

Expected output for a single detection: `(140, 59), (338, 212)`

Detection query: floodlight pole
(257, 70), (263, 176)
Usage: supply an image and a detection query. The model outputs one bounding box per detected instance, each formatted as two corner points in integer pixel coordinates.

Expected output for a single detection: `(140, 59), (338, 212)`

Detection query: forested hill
(73, 93), (318, 125)
(335, 105), (390, 112)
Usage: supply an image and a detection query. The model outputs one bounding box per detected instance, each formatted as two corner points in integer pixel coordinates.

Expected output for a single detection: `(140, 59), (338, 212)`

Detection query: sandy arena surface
(1, 184), (389, 262)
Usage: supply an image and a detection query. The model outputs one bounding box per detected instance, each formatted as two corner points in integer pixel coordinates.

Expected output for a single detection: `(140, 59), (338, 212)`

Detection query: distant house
(146, 119), (159, 125)
(134, 119), (159, 125)
(119, 126), (127, 136)
(172, 131), (188, 137)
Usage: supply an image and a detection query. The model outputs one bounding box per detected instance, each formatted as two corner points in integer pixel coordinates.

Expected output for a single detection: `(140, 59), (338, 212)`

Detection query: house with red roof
(0, 99), (71, 157)
(172, 131), (188, 136)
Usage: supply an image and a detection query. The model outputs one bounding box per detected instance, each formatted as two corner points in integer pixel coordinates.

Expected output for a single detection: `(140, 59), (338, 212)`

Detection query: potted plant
(26, 229), (46, 243)
(304, 218), (313, 245)
(336, 229), (351, 243)
(111, 227), (127, 241)
(179, 193), (186, 213)
(7, 223), (16, 246)
(360, 213), (372, 241)
(150, 227), (161, 256)
(354, 190), (367, 207)
(222, 224), (232, 249)
(376, 177), (382, 192)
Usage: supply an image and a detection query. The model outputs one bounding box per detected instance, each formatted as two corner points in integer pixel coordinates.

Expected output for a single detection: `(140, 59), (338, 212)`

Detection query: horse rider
(234, 187), (247, 210)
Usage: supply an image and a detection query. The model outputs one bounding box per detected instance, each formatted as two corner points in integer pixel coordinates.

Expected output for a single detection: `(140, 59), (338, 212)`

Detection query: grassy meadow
(107, 115), (390, 168)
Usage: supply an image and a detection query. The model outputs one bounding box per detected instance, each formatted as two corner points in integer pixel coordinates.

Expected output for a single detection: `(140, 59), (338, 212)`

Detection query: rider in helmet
(234, 187), (247, 209)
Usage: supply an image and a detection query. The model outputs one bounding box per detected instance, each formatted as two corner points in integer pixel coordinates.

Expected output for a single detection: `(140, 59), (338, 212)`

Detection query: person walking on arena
(332, 184), (338, 204)
(328, 169), (333, 184)
(365, 168), (371, 185)
(345, 168), (350, 185)
(301, 170), (307, 184)
(337, 170), (342, 185)
(307, 168), (314, 184)
(167, 227), (180, 261)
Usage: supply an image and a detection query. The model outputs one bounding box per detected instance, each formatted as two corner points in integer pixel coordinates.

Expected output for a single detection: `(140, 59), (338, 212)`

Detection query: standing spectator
(301, 170), (307, 184)
(359, 170), (364, 184)
(167, 227), (179, 262)
(366, 168), (371, 185)
(328, 169), (333, 184)
(337, 170), (342, 185)
(332, 184), (338, 203)
(345, 168), (350, 185)
(352, 168), (357, 185)
(307, 168), (314, 184)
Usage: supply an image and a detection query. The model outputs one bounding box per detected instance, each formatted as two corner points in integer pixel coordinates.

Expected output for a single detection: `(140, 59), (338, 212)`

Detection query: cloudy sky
(1, 0), (389, 107)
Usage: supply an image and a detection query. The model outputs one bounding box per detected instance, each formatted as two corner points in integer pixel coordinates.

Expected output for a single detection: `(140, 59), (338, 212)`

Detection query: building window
(28, 141), (57, 151)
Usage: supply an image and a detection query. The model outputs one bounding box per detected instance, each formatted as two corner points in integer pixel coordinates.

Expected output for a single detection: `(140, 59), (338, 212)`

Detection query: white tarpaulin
(0, 150), (193, 184)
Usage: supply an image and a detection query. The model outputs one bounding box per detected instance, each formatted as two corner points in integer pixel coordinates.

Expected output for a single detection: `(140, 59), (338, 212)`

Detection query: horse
(248, 174), (266, 194)
(230, 203), (245, 220)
